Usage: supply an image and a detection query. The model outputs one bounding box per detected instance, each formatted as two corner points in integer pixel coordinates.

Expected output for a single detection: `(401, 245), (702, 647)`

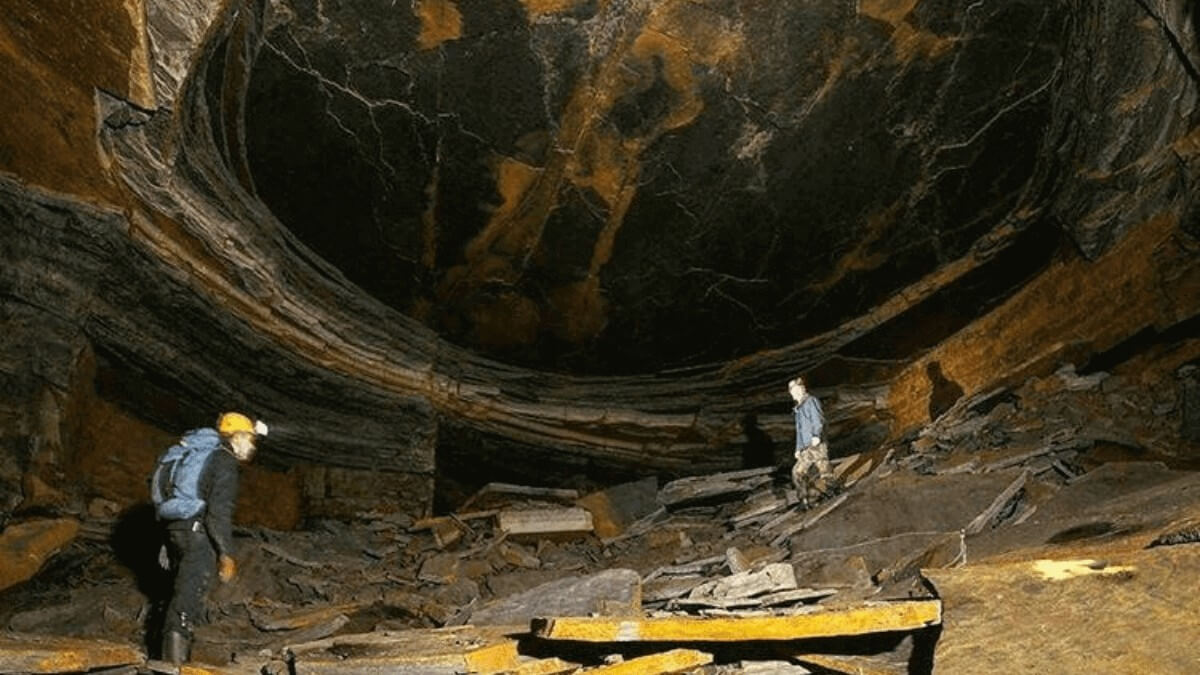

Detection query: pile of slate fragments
(1, 362), (1197, 674)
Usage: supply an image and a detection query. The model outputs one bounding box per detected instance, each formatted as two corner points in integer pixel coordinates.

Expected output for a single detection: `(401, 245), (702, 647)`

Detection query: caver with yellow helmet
(151, 411), (268, 665)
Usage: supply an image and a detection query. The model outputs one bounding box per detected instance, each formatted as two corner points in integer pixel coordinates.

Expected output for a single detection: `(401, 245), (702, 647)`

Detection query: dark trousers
(164, 522), (216, 638)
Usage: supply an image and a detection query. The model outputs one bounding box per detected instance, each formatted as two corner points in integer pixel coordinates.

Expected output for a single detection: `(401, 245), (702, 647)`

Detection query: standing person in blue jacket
(788, 377), (835, 507)
(150, 412), (268, 664)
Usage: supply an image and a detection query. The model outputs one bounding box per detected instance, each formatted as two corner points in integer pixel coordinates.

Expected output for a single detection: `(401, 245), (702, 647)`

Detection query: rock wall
(1, 0), (1198, 525)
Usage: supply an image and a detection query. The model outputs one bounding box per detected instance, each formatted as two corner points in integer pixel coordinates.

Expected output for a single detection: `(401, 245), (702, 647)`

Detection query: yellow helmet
(217, 412), (255, 435)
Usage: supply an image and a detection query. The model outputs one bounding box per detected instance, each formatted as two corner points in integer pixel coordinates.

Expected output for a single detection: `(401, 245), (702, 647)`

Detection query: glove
(218, 554), (237, 583)
(158, 544), (170, 571)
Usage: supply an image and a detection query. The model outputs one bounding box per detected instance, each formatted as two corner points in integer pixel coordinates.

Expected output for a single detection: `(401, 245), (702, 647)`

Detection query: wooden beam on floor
(532, 600), (941, 642)
(585, 649), (713, 674)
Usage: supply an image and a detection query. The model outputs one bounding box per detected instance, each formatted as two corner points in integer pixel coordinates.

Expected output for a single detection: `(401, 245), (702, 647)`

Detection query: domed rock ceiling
(1, 0), (1198, 520)
(245, 0), (1065, 373)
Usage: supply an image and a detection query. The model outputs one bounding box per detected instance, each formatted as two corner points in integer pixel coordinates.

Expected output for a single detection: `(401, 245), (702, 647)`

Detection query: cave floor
(1, 367), (1198, 674)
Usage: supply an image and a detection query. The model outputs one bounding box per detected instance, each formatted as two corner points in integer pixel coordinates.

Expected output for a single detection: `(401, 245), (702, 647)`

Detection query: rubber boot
(162, 630), (190, 665)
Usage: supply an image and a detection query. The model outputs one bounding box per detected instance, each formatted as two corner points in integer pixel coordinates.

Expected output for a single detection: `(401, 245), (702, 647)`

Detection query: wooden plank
(512, 657), (581, 674)
(532, 600), (942, 642)
(497, 507), (594, 538)
(584, 649), (713, 674)
(794, 652), (905, 675)
(0, 633), (143, 674)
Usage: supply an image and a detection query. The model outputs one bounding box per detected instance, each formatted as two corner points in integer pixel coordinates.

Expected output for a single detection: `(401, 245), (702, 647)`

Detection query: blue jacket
(793, 395), (824, 449)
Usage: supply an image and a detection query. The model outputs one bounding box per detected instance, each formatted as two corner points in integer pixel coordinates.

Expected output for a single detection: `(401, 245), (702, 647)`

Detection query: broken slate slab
(0, 518), (79, 592)
(965, 462), (1200, 562)
(469, 568), (641, 626)
(497, 541), (542, 569)
(687, 563), (798, 602)
(418, 552), (460, 584)
(783, 469), (1027, 572)
(576, 477), (659, 539)
(461, 483), (580, 511)
(658, 468), (774, 508)
(643, 575), (706, 603)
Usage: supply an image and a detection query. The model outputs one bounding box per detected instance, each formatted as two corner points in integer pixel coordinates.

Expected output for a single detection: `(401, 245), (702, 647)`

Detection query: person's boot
(162, 630), (190, 665)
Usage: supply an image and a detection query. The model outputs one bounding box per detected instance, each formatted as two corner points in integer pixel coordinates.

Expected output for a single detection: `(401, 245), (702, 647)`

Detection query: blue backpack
(150, 428), (221, 520)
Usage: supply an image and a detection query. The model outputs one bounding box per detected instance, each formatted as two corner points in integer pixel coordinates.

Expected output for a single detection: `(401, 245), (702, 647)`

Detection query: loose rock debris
(1, 367), (1198, 673)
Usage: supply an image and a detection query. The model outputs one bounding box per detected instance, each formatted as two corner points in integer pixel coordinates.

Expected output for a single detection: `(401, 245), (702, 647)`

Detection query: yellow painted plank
(795, 652), (905, 675)
(584, 649), (713, 674)
(534, 600), (941, 642)
(462, 640), (522, 673)
(513, 656), (582, 674)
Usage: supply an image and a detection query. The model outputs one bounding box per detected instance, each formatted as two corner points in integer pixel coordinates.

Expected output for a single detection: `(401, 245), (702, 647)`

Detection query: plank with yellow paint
(533, 600), (941, 642)
(584, 649), (713, 674)
(513, 656), (582, 674)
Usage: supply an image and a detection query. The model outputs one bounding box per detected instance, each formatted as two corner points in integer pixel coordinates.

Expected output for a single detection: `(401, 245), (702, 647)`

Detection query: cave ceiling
(2, 0), (1199, 507)
(244, 0), (1068, 374)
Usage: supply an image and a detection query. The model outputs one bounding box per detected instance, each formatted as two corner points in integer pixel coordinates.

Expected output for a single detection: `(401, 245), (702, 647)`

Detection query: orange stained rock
(1170, 122), (1200, 159)
(887, 211), (1199, 435)
(464, 157), (543, 263)
(468, 288), (543, 349)
(0, 519), (80, 592)
(859, 0), (920, 26)
(547, 278), (610, 344)
(445, 0), (746, 346)
(0, 0), (156, 203)
(807, 197), (902, 294)
(415, 0), (463, 50)
(586, 648), (713, 674)
(859, 0), (954, 63)
(518, 0), (592, 19)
